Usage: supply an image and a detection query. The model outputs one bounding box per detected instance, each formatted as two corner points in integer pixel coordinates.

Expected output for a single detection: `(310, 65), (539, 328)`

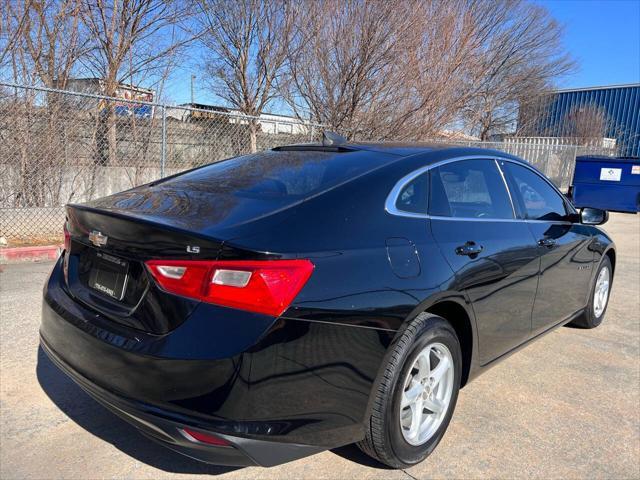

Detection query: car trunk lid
(64, 205), (225, 334)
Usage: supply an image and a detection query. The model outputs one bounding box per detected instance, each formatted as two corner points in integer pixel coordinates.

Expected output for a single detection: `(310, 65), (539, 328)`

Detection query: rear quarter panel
(213, 158), (468, 444)
(222, 159), (457, 331)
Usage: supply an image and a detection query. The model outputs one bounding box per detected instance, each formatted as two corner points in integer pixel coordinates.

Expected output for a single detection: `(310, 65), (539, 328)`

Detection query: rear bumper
(41, 256), (389, 464)
(40, 332), (322, 467)
(40, 257), (327, 466)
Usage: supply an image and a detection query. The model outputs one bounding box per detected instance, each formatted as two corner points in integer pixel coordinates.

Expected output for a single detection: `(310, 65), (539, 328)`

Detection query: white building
(57, 78), (155, 117)
(167, 103), (311, 135)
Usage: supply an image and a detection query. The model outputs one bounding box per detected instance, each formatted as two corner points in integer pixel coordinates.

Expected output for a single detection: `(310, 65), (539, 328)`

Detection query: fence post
(160, 106), (167, 178)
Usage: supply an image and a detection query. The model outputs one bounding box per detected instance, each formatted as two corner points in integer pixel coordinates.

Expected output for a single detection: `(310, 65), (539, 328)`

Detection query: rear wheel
(358, 313), (462, 468)
(570, 256), (613, 329)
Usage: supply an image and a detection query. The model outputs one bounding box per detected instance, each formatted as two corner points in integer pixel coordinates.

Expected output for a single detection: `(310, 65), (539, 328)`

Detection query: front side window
(502, 163), (568, 221)
(429, 160), (513, 219)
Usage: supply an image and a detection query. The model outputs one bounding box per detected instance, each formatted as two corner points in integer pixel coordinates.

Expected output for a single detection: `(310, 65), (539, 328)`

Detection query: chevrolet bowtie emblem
(88, 230), (108, 247)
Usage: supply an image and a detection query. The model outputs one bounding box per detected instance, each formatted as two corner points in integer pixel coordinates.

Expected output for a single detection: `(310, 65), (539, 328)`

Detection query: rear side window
(502, 163), (568, 221)
(429, 160), (513, 219)
(162, 149), (392, 201)
(395, 173), (429, 214)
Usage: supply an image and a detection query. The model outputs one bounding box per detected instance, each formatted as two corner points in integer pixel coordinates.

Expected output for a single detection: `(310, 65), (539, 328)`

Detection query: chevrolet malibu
(40, 138), (615, 468)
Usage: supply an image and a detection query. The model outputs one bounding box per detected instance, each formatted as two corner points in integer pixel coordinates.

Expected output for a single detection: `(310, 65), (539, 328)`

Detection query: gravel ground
(1, 213), (638, 480)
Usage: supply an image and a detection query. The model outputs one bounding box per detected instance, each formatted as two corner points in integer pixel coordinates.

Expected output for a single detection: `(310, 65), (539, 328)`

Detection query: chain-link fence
(0, 83), (321, 243)
(0, 83), (618, 245)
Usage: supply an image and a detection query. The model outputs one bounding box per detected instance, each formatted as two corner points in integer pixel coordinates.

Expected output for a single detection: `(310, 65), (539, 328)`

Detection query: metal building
(519, 83), (640, 157)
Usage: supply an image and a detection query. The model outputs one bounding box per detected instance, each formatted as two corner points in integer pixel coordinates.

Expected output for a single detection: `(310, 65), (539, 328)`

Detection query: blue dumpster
(571, 156), (640, 213)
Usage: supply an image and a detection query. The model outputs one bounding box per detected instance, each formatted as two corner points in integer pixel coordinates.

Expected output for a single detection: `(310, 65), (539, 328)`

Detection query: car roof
(275, 141), (529, 169)
(348, 142), (452, 156)
(275, 141), (448, 156)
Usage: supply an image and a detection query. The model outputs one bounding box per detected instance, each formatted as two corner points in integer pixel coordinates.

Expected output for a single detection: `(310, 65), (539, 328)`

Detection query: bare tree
(463, 0), (575, 140)
(80, 0), (192, 95)
(561, 104), (612, 144)
(516, 100), (614, 148)
(2, 0), (84, 87)
(282, 0), (427, 139)
(0, 1), (30, 74)
(390, 0), (499, 140)
(283, 0), (378, 134)
(281, 0), (484, 139)
(283, 0), (573, 142)
(79, 0), (192, 166)
(0, 1), (87, 209)
(195, 0), (296, 152)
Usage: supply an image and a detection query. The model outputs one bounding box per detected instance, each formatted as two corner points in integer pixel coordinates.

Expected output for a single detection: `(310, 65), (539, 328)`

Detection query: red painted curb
(0, 244), (63, 264)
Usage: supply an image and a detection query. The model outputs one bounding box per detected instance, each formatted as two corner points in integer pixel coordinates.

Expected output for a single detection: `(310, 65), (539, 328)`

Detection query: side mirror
(580, 207), (608, 225)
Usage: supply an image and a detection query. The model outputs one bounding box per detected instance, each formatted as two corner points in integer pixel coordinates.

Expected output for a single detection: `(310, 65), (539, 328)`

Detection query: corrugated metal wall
(525, 85), (640, 157)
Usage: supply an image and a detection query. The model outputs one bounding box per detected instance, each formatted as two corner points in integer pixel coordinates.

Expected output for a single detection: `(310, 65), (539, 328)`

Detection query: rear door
(428, 158), (539, 365)
(500, 161), (594, 334)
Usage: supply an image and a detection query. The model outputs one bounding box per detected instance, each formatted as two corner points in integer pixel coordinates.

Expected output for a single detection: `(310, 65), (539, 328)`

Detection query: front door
(500, 161), (594, 334)
(428, 159), (539, 365)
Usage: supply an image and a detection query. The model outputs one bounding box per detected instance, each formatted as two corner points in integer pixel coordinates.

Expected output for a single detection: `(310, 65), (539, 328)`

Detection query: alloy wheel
(593, 266), (610, 318)
(399, 342), (454, 446)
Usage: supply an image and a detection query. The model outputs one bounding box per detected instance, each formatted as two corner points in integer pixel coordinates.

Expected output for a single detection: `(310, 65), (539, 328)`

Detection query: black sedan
(40, 137), (615, 468)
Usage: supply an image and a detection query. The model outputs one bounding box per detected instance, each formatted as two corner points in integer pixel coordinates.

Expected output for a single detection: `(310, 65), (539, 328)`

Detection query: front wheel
(570, 256), (613, 329)
(357, 313), (462, 468)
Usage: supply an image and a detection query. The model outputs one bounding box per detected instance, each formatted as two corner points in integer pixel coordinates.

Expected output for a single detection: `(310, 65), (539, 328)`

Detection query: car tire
(357, 312), (462, 468)
(569, 256), (613, 329)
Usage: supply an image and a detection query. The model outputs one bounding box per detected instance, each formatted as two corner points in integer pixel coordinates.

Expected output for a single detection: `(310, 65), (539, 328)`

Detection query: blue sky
(539, 0), (640, 89)
(164, 0), (640, 106)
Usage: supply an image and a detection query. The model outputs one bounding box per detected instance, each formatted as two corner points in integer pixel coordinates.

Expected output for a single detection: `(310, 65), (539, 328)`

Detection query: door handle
(455, 241), (484, 257)
(538, 238), (556, 248)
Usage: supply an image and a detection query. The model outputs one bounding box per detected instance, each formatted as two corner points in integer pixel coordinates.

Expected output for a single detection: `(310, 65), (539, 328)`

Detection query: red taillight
(179, 427), (231, 447)
(63, 222), (71, 282)
(145, 259), (314, 317)
(63, 222), (71, 252)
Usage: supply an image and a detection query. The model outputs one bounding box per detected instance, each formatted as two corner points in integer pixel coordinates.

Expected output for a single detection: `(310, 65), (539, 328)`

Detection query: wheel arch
(604, 247), (616, 275)
(361, 294), (477, 431)
(402, 293), (477, 389)
(423, 300), (474, 388)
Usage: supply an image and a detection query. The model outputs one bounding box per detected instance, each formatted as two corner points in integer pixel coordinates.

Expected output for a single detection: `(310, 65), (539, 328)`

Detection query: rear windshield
(161, 149), (393, 200)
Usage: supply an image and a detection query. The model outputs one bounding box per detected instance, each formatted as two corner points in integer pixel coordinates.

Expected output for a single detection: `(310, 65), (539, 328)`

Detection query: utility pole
(191, 75), (196, 105)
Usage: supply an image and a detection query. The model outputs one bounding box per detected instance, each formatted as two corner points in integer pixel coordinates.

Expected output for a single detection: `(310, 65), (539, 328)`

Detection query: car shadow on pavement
(329, 444), (392, 470)
(36, 347), (241, 476)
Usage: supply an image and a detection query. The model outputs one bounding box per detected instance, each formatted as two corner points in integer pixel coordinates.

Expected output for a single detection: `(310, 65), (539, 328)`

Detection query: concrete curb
(0, 245), (63, 264)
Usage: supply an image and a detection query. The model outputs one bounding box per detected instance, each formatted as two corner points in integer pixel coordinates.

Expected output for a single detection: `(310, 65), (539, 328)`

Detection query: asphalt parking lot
(1, 213), (638, 480)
